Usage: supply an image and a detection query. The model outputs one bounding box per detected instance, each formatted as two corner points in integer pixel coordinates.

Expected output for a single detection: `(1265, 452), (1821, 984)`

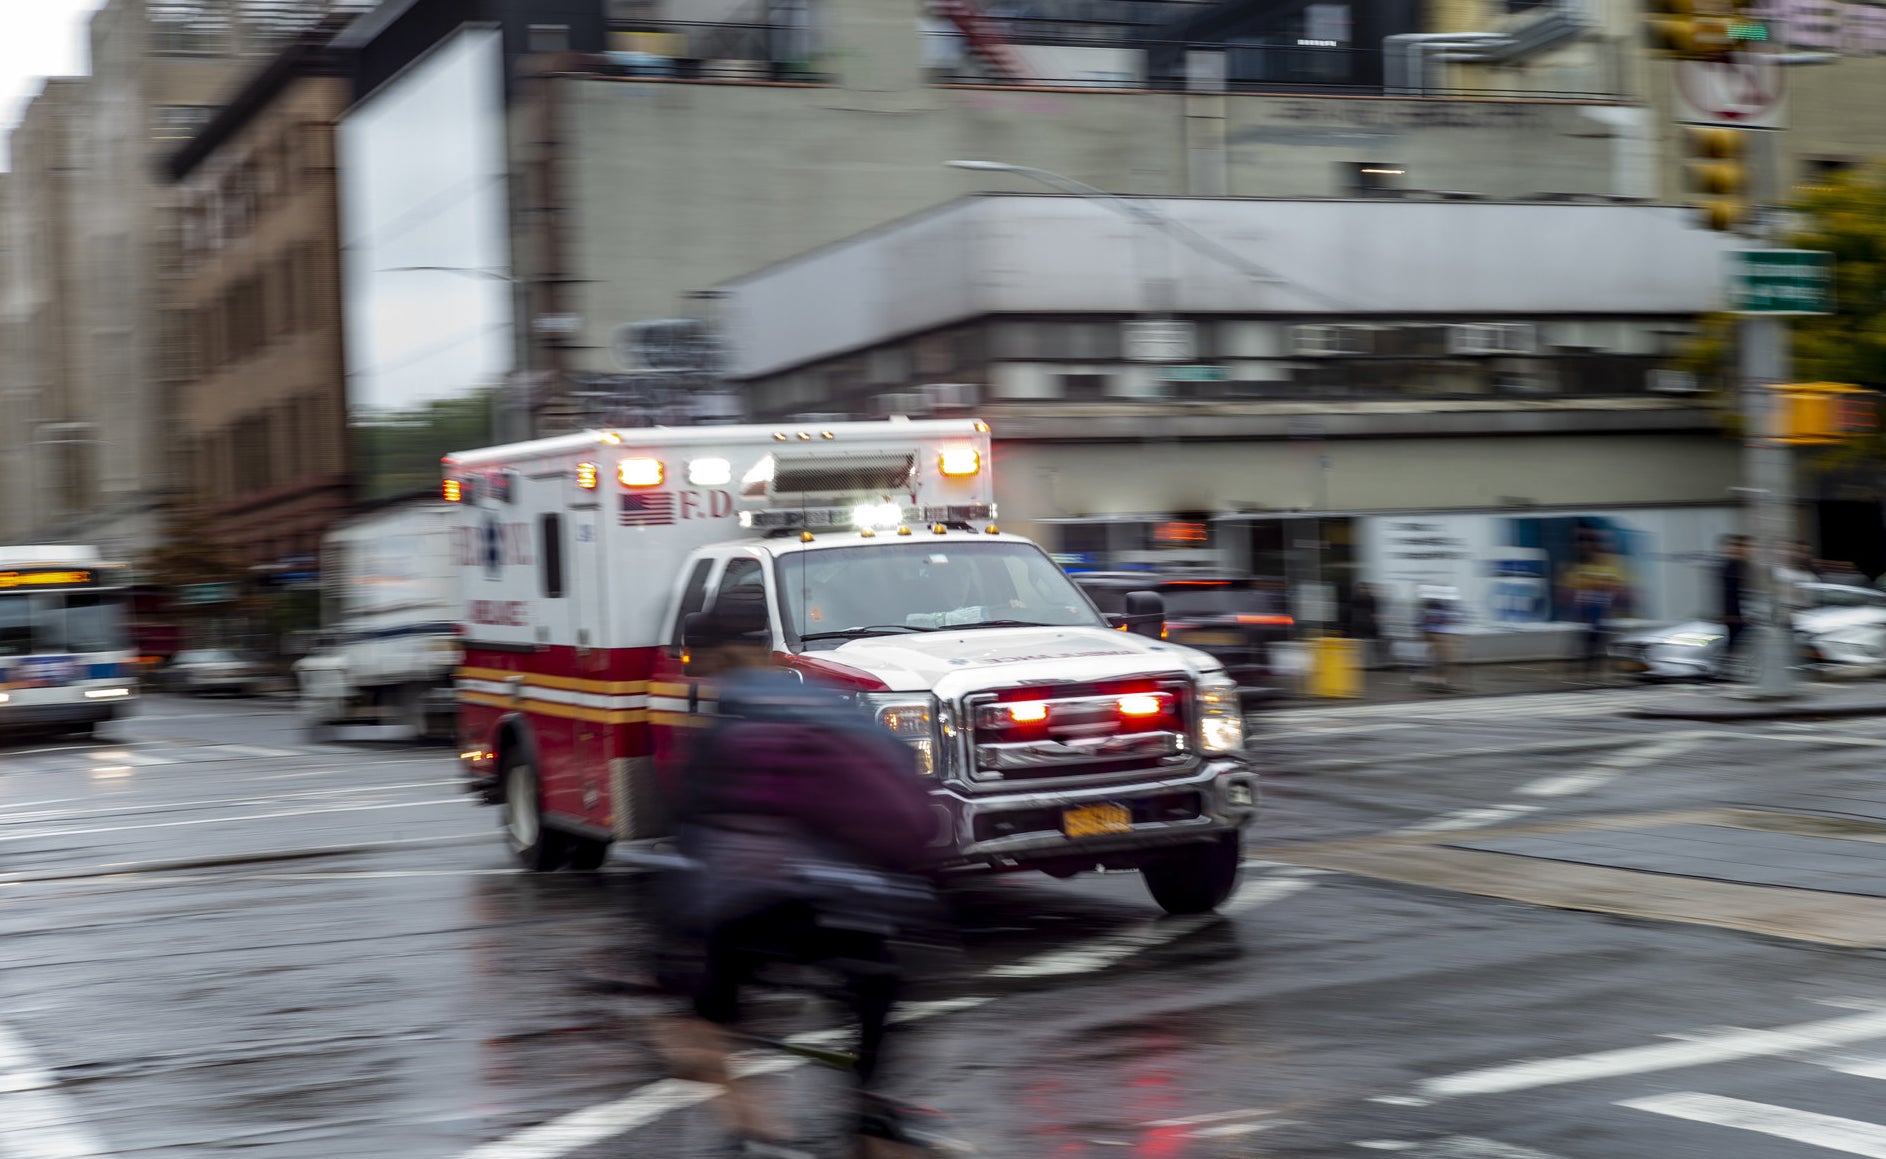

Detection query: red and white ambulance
(445, 418), (1258, 913)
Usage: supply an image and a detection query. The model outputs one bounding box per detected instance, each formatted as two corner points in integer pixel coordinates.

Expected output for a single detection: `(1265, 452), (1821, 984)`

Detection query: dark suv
(1072, 573), (1293, 697)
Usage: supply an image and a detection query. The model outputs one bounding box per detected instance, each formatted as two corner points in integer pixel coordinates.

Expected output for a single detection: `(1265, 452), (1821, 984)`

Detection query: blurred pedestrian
(1719, 534), (1750, 676)
(1416, 589), (1459, 692)
(650, 586), (944, 1158)
(1778, 540), (1819, 613)
(1562, 540), (1625, 685)
(1344, 582), (1381, 669)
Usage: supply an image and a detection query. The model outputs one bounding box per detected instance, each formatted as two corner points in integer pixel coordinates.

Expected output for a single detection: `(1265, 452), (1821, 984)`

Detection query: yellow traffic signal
(1684, 126), (1747, 232)
(1772, 383), (1877, 445)
(1645, 0), (1741, 59)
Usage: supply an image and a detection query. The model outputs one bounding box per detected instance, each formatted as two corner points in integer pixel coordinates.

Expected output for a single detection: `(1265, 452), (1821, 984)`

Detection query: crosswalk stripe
(1267, 689), (1642, 726)
(1620, 1092), (1886, 1157)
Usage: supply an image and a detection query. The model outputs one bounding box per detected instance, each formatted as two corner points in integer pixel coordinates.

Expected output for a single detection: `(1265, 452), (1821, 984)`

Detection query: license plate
(1064, 802), (1132, 838)
(1178, 631), (1240, 646)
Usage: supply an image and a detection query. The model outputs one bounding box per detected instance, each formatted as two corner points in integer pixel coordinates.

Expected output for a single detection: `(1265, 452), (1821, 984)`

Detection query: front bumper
(930, 757), (1258, 868)
(0, 696), (131, 729)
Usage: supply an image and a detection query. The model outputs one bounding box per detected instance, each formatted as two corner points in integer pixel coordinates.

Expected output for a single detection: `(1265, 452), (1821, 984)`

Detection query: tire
(1141, 833), (1241, 915)
(501, 758), (566, 872)
(566, 837), (610, 871)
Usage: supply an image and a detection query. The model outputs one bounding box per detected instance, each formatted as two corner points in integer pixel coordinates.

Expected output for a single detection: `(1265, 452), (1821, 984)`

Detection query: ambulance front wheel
(501, 758), (566, 871)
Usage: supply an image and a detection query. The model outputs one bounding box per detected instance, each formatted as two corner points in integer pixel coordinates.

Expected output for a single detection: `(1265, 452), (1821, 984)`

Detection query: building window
(539, 514), (565, 599)
(151, 0), (229, 54)
(151, 105), (214, 142)
(1059, 373), (1110, 400)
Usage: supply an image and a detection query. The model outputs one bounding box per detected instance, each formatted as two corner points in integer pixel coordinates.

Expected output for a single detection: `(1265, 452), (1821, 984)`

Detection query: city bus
(0, 546), (137, 737)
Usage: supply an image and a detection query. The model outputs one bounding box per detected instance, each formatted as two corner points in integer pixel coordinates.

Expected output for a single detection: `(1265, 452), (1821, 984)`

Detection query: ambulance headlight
(851, 503), (904, 531)
(857, 692), (942, 776)
(1197, 673), (1244, 754)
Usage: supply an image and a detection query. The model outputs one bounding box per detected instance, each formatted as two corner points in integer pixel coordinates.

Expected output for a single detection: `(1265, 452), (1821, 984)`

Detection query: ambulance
(445, 418), (1258, 913)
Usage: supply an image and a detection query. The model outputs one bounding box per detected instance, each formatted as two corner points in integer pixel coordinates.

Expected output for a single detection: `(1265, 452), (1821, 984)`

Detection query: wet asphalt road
(7, 691), (1886, 1157)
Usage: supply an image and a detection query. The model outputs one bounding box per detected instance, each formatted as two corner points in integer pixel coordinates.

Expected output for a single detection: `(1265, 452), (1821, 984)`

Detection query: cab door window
(668, 558), (716, 656)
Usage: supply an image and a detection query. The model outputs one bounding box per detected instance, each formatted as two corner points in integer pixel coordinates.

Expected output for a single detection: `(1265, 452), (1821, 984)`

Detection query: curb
(1627, 696), (1886, 722)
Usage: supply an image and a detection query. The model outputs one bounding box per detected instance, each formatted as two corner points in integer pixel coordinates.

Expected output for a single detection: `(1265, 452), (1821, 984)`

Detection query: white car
(1611, 582), (1886, 680)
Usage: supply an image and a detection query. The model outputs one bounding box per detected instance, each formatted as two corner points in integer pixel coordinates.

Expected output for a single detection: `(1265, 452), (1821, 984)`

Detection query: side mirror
(1119, 590), (1165, 639)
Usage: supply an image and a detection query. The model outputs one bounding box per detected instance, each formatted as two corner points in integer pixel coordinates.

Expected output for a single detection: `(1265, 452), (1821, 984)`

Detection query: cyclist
(651, 585), (944, 1157)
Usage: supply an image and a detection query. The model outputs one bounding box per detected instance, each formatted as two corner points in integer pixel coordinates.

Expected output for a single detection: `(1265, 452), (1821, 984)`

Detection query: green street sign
(178, 582), (241, 606)
(1729, 249), (1833, 315)
(1162, 364), (1228, 382)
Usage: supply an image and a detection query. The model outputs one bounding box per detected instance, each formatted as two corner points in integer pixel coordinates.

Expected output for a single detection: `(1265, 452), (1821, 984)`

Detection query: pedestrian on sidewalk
(1416, 588), (1460, 693)
(1719, 534), (1750, 678)
(1563, 537), (1625, 686)
(1344, 582), (1381, 670)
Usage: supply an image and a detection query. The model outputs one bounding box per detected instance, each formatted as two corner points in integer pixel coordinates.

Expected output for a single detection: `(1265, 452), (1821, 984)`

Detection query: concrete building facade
(0, 0), (370, 559)
(501, 0), (1653, 433)
(166, 39), (352, 567)
(714, 195), (1748, 629)
(0, 80), (93, 544)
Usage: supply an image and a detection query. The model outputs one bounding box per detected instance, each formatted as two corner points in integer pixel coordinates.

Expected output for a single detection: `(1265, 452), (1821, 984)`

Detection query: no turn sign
(1674, 56), (1787, 128)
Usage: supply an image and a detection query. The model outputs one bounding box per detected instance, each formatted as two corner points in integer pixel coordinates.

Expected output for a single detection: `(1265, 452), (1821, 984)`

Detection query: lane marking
(1392, 805), (1542, 836)
(0, 833), (493, 886)
(1256, 722), (1421, 743)
(984, 877), (1313, 979)
(1516, 736), (1705, 798)
(1143, 1107), (1273, 1129)
(1355, 1141), (1566, 1158)
(0, 1019), (109, 1157)
(0, 781), (464, 828)
(454, 998), (989, 1159)
(0, 798), (464, 845)
(205, 744), (306, 758)
(1620, 1092), (1886, 1157)
(1420, 1007), (1886, 1099)
(1299, 736), (1649, 774)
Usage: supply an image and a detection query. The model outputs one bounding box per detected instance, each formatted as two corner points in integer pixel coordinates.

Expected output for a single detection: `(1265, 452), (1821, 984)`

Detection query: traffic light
(1684, 126), (1747, 232)
(1772, 384), (1877, 445)
(1644, 0), (1740, 60)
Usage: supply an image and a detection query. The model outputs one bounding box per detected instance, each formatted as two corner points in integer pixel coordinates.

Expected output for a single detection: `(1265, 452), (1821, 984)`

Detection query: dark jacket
(678, 670), (937, 874)
(1720, 557), (1746, 624)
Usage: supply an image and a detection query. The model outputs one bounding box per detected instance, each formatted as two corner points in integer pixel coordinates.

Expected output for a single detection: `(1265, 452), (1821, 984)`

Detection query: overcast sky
(1, 1), (103, 170)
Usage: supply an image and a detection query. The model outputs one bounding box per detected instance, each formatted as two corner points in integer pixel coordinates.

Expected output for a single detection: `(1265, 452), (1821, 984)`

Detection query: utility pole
(1738, 128), (1798, 699)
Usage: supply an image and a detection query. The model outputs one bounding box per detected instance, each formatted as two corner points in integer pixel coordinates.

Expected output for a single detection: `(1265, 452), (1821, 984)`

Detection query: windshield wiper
(950, 619), (1067, 630)
(797, 625), (939, 642)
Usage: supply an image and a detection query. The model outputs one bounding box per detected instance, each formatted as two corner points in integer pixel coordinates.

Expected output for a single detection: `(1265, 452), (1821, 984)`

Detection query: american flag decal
(619, 491), (677, 526)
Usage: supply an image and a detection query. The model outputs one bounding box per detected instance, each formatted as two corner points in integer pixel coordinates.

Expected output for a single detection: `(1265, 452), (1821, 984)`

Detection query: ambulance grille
(772, 453), (914, 496)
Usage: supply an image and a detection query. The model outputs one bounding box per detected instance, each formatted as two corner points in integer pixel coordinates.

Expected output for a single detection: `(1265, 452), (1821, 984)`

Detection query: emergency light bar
(739, 503), (995, 533)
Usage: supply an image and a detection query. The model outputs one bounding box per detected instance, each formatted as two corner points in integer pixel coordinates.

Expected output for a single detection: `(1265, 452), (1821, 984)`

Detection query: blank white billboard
(338, 25), (510, 498)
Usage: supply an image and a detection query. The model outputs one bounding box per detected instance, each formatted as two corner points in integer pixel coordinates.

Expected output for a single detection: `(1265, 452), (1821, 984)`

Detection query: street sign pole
(1742, 316), (1796, 698)
(1738, 127), (1797, 700)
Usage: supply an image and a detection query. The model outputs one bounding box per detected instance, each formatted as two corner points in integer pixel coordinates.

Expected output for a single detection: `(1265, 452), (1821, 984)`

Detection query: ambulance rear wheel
(502, 759), (565, 872)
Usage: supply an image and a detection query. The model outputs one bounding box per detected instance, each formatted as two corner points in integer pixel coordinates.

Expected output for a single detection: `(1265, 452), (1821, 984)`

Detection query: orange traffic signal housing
(1773, 383), (1877, 444)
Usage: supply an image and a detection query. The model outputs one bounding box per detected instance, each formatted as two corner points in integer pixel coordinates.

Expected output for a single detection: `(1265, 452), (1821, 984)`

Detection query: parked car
(165, 649), (265, 696)
(1072, 572), (1294, 695)
(1610, 582), (1886, 680)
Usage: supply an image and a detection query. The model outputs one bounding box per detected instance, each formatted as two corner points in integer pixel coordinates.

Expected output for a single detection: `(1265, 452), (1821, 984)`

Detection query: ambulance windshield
(777, 541), (1106, 646)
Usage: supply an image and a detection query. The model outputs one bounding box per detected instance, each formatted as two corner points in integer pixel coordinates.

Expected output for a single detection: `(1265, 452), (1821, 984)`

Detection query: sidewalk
(1626, 679), (1886, 721)
(1258, 659), (1624, 709)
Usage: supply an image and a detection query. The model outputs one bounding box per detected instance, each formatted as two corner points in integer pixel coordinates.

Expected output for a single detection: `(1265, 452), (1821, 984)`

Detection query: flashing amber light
(939, 447), (981, 476)
(1237, 613), (1295, 626)
(1008, 701), (1049, 723)
(985, 524), (999, 535)
(1118, 694), (1164, 717)
(973, 420), (990, 432)
(442, 479), (462, 502)
(896, 526), (913, 536)
(618, 458), (663, 487)
(598, 431), (623, 445)
(1160, 624), (1169, 640)
(800, 530), (816, 543)
(932, 523), (948, 535)
(575, 462), (599, 490)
